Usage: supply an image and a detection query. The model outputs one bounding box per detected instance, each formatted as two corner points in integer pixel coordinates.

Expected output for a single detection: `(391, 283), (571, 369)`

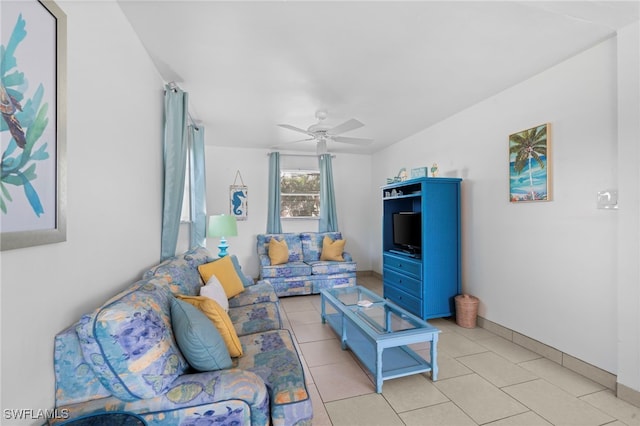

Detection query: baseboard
(476, 316), (633, 400)
(618, 383), (640, 408)
(357, 270), (382, 280)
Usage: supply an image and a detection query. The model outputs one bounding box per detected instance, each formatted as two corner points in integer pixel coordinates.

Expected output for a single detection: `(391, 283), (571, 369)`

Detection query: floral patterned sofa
(51, 247), (312, 425)
(257, 232), (357, 297)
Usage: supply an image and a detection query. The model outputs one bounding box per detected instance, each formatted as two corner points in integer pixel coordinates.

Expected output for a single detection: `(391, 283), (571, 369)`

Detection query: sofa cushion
(320, 235), (346, 261)
(268, 237), (289, 265)
(198, 256), (245, 298)
(260, 261), (311, 279)
(307, 260), (357, 275)
(200, 275), (229, 312)
(301, 231), (344, 262)
(237, 329), (309, 404)
(143, 246), (215, 295)
(177, 295), (243, 357)
(228, 280), (278, 308)
(76, 278), (189, 401)
(170, 298), (232, 371)
(228, 302), (282, 336)
(268, 277), (313, 297)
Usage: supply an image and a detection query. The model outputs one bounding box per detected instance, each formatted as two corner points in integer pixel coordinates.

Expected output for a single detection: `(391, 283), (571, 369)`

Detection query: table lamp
(208, 214), (238, 257)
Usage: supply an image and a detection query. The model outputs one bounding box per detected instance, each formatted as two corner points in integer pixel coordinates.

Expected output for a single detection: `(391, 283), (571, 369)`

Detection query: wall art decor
(509, 123), (551, 202)
(230, 170), (248, 221)
(1, 0), (67, 250)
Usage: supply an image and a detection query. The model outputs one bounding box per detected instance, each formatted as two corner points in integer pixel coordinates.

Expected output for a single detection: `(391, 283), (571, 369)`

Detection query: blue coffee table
(321, 285), (439, 393)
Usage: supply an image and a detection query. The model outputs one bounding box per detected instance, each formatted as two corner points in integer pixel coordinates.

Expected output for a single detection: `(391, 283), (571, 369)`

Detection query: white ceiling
(118, 1), (639, 154)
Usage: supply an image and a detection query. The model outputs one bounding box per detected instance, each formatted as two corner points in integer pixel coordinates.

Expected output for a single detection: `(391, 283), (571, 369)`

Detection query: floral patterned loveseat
(51, 247), (312, 425)
(257, 232), (357, 297)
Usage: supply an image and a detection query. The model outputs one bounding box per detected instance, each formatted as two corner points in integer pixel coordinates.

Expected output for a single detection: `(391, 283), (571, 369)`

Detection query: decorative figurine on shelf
(397, 167), (408, 181)
(430, 163), (439, 177)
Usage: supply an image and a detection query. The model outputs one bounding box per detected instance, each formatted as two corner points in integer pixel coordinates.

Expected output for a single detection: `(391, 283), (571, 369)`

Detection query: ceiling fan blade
(273, 138), (315, 149)
(332, 136), (374, 145)
(326, 118), (364, 136)
(277, 124), (313, 136)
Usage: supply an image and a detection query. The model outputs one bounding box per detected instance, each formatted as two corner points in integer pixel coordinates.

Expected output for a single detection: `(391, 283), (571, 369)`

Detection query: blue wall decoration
(230, 170), (248, 221)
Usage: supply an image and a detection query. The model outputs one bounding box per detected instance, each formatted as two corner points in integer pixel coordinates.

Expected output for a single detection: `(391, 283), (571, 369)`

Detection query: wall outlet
(597, 189), (618, 209)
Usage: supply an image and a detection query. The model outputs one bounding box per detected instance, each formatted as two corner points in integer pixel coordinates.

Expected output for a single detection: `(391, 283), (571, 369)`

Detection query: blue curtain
(161, 85), (188, 261)
(319, 154), (338, 232)
(266, 152), (282, 233)
(189, 125), (206, 248)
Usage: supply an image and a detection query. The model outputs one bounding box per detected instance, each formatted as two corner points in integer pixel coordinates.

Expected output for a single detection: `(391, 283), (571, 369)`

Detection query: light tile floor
(279, 275), (640, 425)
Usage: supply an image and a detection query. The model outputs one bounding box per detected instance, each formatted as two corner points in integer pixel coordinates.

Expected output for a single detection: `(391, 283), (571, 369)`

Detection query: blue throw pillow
(170, 297), (232, 371)
(230, 255), (255, 287)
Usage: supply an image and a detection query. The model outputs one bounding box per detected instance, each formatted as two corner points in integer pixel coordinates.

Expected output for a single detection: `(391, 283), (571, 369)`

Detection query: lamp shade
(208, 215), (238, 238)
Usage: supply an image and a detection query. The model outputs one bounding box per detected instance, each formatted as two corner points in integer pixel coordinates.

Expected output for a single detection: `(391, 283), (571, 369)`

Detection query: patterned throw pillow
(320, 235), (346, 261)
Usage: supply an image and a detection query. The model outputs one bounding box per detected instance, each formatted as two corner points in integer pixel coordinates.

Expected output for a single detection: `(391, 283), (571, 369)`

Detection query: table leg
(376, 346), (383, 393)
(341, 314), (347, 350)
(321, 293), (326, 324)
(431, 333), (439, 381)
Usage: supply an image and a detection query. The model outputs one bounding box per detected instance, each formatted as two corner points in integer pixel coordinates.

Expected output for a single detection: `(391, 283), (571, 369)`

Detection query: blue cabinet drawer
(384, 284), (422, 317)
(383, 253), (422, 279)
(383, 268), (421, 298)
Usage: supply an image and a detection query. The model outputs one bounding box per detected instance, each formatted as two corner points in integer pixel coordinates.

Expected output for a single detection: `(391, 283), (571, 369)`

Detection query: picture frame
(229, 169), (247, 221)
(230, 185), (248, 221)
(1, 0), (67, 250)
(509, 123), (551, 202)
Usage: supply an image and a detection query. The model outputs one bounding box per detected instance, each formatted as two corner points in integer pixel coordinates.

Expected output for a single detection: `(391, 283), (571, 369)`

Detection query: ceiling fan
(277, 109), (373, 154)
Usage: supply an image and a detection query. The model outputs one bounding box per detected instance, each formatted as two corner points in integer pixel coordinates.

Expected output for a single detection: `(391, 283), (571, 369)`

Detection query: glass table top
(323, 286), (437, 335)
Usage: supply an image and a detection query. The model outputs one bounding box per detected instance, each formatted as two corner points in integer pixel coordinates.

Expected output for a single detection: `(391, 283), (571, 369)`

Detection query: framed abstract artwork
(509, 123), (551, 203)
(1, 0), (67, 250)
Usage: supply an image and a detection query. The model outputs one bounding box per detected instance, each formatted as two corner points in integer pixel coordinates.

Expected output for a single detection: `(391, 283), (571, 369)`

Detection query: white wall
(203, 147), (373, 278)
(372, 36), (620, 374)
(616, 21), (640, 396)
(0, 1), (164, 423)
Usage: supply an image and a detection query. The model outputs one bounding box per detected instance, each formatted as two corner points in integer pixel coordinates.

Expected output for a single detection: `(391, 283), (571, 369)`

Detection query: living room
(0, 1), (638, 424)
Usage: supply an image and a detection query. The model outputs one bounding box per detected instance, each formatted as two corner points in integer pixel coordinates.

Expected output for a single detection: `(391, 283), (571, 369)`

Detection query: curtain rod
(267, 152), (336, 158)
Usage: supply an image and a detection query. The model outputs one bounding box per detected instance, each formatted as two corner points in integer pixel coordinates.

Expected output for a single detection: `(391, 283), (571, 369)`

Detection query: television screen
(392, 212), (421, 251)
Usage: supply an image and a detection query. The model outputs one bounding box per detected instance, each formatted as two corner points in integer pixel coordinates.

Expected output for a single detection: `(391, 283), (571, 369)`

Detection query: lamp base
(218, 237), (229, 258)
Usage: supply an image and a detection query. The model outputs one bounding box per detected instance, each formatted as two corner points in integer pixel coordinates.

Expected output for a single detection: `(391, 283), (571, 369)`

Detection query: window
(179, 161), (191, 223)
(280, 170), (320, 218)
(180, 139), (194, 223)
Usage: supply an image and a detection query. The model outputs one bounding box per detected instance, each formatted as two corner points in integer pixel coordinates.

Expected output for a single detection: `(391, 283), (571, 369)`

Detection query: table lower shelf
(324, 312), (435, 392)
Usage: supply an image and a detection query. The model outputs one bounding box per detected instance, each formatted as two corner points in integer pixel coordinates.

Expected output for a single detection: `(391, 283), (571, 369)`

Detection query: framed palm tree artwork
(509, 123), (551, 202)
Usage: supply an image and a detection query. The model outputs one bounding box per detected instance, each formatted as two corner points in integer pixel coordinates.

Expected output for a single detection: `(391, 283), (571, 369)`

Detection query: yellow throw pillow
(268, 238), (289, 265)
(176, 295), (243, 357)
(198, 256), (245, 299)
(321, 235), (346, 261)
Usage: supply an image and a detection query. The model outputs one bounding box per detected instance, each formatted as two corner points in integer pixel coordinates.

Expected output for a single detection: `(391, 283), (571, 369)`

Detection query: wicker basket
(455, 294), (479, 328)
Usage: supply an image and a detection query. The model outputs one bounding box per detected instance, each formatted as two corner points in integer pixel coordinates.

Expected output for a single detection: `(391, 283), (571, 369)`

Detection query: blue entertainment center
(382, 177), (462, 319)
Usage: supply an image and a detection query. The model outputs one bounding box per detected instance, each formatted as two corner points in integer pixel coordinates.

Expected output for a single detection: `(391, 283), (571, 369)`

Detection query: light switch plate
(597, 189), (618, 209)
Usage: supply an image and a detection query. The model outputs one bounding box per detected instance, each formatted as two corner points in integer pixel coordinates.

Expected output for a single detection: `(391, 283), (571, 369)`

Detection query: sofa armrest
(259, 254), (271, 267)
(343, 251), (353, 262)
(52, 369), (270, 426)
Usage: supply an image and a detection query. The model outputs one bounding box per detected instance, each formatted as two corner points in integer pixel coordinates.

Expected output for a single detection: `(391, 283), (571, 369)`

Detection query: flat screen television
(392, 212), (421, 254)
